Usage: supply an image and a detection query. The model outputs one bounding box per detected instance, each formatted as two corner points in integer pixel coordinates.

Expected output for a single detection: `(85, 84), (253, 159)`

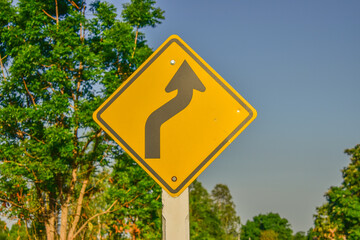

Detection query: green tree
(307, 228), (316, 240)
(261, 229), (279, 240)
(122, 0), (164, 58)
(211, 183), (240, 239)
(0, 220), (7, 240)
(241, 212), (293, 240)
(0, 0), (164, 239)
(8, 223), (28, 240)
(189, 180), (225, 240)
(105, 153), (162, 239)
(293, 231), (307, 240)
(313, 144), (360, 239)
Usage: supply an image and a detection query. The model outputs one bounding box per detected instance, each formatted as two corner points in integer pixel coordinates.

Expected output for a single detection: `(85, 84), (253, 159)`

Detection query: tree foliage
(211, 183), (241, 239)
(105, 153), (162, 239)
(260, 229), (279, 240)
(292, 231), (307, 240)
(189, 181), (241, 240)
(241, 212), (293, 240)
(0, 219), (28, 240)
(0, 0), (164, 239)
(0, 220), (6, 240)
(189, 180), (224, 240)
(122, 0), (165, 29)
(313, 144), (360, 240)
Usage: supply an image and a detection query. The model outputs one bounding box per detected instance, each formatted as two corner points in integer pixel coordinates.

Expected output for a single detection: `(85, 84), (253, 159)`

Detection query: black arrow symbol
(145, 60), (206, 159)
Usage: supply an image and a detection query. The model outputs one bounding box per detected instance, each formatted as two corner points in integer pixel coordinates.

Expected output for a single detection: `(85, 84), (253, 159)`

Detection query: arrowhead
(165, 60), (206, 93)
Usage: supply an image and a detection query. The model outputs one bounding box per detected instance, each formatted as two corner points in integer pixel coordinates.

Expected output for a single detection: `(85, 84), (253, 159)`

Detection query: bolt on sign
(93, 35), (257, 197)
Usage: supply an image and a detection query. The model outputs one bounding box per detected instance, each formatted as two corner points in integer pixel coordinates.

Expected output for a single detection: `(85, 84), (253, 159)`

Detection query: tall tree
(241, 212), (293, 240)
(189, 180), (225, 240)
(293, 231), (307, 240)
(211, 184), (240, 240)
(0, 0), (164, 239)
(313, 144), (360, 239)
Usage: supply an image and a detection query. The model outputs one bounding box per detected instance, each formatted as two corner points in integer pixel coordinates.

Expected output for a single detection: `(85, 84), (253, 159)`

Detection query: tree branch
(80, 130), (102, 155)
(131, 26), (139, 59)
(74, 12), (86, 157)
(22, 77), (37, 109)
(17, 130), (45, 144)
(67, 164), (93, 239)
(72, 200), (118, 239)
(55, 0), (59, 27)
(3, 159), (40, 183)
(68, 0), (80, 10)
(0, 197), (29, 210)
(42, 9), (56, 21)
(0, 54), (7, 81)
(45, 81), (56, 93)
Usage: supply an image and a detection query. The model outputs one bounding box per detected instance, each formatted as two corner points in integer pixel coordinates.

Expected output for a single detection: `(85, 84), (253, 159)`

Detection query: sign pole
(162, 188), (190, 240)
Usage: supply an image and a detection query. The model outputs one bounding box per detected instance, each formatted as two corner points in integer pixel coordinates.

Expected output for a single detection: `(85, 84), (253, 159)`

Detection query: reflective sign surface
(93, 35), (257, 197)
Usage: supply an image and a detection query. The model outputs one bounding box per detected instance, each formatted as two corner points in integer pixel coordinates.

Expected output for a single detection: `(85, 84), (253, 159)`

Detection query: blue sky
(108, 0), (360, 233)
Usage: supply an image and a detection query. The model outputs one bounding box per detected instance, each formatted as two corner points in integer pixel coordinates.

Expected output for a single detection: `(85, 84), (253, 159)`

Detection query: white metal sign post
(162, 188), (190, 240)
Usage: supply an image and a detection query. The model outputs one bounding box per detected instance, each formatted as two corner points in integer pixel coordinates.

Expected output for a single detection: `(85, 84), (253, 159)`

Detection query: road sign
(93, 35), (257, 197)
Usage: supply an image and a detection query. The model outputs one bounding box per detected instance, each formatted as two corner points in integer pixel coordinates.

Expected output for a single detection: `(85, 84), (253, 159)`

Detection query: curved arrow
(145, 60), (206, 159)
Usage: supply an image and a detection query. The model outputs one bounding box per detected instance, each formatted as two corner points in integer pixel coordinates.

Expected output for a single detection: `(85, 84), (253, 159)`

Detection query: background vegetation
(0, 0), (359, 239)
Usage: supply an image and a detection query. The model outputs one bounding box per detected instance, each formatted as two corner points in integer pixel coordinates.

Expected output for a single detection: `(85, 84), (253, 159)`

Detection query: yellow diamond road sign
(93, 35), (257, 197)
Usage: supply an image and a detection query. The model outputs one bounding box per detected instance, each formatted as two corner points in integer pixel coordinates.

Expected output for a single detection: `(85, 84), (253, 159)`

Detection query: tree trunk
(59, 204), (69, 240)
(45, 191), (57, 240)
(45, 201), (56, 240)
(45, 213), (56, 240)
(60, 168), (78, 240)
(67, 177), (89, 240)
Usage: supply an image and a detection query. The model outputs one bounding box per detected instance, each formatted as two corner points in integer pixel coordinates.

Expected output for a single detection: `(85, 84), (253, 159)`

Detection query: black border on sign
(96, 38), (254, 194)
